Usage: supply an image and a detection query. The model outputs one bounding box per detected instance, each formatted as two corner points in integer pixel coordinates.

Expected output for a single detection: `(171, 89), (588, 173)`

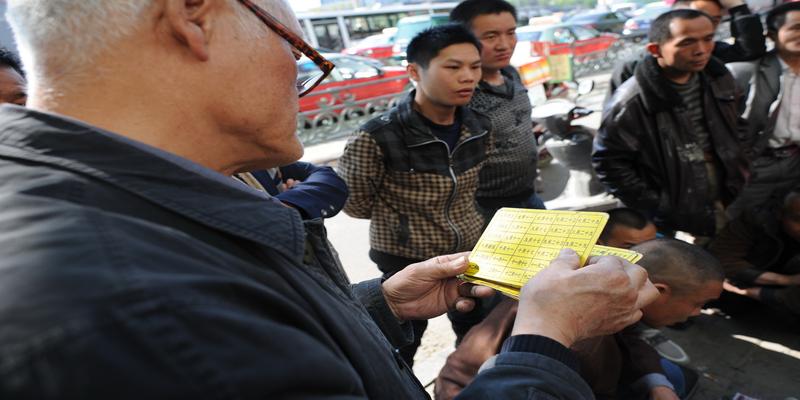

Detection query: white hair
(5, 0), (293, 87)
(6, 1), (153, 82)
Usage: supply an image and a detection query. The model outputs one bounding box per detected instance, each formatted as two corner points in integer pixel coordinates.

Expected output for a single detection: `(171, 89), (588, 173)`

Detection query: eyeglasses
(237, 0), (335, 97)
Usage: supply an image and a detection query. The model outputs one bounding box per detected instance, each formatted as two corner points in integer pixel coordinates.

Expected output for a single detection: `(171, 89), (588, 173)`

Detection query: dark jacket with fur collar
(594, 55), (749, 235)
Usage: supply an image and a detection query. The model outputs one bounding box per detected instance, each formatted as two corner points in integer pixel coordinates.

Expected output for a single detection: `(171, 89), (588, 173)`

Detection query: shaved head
(632, 238), (724, 295)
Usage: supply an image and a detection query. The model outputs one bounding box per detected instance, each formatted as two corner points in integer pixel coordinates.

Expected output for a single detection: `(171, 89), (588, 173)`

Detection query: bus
(296, 3), (458, 51)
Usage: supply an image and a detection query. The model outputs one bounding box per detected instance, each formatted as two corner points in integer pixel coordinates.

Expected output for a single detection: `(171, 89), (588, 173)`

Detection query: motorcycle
(532, 80), (605, 199)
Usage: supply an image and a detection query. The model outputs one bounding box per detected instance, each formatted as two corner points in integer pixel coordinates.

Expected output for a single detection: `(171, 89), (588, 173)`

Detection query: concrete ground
(313, 72), (800, 399)
(666, 295), (800, 399)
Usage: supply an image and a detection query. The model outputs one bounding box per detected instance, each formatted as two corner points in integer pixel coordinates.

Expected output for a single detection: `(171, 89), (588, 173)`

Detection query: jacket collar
(634, 55), (731, 113)
(0, 105), (305, 262)
(395, 90), (488, 147)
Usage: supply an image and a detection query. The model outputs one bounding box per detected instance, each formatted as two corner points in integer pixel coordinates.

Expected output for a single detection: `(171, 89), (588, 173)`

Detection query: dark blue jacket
(250, 162), (348, 219)
(0, 106), (593, 399)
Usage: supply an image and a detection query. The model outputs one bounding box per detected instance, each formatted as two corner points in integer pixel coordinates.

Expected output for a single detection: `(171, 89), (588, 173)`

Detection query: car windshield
(567, 12), (604, 23)
(395, 16), (448, 42)
(516, 30), (543, 41)
(633, 5), (670, 18)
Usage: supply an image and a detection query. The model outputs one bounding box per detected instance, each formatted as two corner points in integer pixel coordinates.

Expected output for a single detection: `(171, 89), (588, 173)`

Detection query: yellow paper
(461, 275), (521, 299)
(465, 208), (608, 288)
(590, 245), (643, 264)
(462, 245), (643, 300)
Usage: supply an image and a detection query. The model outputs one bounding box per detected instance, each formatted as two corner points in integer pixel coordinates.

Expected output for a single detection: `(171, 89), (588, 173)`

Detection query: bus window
(348, 16), (371, 40)
(313, 20), (342, 51)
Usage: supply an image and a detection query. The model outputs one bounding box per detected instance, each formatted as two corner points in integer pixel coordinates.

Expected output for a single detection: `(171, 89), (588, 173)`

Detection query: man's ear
(646, 42), (662, 58)
(653, 282), (672, 297)
(407, 63), (422, 83)
(164, 0), (213, 61)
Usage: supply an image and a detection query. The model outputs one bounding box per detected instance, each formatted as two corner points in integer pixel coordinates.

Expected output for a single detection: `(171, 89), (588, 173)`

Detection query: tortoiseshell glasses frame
(237, 0), (335, 97)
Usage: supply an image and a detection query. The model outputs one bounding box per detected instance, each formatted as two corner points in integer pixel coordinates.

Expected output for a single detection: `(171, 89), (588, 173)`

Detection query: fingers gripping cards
(462, 208), (643, 299)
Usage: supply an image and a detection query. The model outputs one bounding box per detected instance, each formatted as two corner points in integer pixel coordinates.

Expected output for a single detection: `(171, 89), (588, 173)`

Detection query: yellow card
(590, 245), (643, 263)
(461, 275), (521, 300)
(462, 245), (643, 300)
(465, 208), (609, 289)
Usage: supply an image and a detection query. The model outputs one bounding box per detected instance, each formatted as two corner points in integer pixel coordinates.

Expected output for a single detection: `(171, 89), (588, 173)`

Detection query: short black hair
(672, 0), (722, 9)
(632, 239), (724, 295)
(599, 208), (651, 243)
(449, 0), (518, 26)
(648, 9), (714, 44)
(406, 24), (482, 69)
(767, 1), (800, 33)
(0, 48), (23, 78)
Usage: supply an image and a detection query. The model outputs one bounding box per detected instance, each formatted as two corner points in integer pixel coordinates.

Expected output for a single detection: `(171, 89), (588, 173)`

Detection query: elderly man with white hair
(0, 0), (657, 398)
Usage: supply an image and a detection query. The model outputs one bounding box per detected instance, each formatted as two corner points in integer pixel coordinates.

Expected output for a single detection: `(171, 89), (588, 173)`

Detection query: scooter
(532, 80), (605, 199)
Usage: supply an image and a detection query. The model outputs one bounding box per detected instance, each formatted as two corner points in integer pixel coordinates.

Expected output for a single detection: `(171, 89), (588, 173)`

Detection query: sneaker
(640, 328), (690, 364)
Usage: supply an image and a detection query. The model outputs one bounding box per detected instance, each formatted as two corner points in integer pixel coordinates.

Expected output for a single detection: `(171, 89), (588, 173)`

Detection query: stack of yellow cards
(462, 208), (643, 299)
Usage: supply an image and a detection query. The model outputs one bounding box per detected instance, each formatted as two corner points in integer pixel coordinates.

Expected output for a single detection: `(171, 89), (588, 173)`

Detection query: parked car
(516, 23), (620, 59)
(623, 3), (670, 39)
(342, 28), (396, 60)
(515, 23), (622, 77)
(298, 54), (410, 118)
(391, 14), (450, 61)
(564, 10), (629, 34)
(609, 2), (639, 13)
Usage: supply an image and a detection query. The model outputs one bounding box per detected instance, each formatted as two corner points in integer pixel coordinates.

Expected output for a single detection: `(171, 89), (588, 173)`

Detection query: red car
(515, 23), (619, 62)
(342, 32), (395, 60)
(299, 54), (411, 119)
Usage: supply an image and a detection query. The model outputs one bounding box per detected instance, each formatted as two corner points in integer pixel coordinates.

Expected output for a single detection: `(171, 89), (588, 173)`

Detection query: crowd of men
(0, 0), (797, 398)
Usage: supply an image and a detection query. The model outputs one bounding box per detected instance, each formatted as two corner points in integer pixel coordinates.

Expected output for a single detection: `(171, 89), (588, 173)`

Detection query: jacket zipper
(409, 130), (488, 252)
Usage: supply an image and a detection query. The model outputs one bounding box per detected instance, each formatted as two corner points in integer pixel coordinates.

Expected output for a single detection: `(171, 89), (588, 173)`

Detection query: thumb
(419, 255), (469, 281)
(547, 248), (581, 271)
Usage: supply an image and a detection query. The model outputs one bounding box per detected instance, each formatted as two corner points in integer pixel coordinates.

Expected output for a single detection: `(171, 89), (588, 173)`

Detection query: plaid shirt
(338, 93), (491, 260)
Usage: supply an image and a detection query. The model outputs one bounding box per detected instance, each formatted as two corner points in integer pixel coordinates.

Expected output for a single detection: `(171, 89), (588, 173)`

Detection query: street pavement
(316, 72), (800, 399)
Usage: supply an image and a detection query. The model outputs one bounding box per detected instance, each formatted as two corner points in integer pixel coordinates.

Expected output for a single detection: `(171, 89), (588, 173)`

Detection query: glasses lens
(297, 71), (324, 96)
(296, 54), (327, 97)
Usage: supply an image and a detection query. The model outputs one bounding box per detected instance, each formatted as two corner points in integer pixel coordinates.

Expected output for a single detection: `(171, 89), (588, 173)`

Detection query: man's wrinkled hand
(511, 249), (659, 347)
(381, 252), (495, 321)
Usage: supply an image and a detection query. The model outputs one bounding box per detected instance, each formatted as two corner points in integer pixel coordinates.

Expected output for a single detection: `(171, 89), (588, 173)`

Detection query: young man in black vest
(338, 24), (489, 365)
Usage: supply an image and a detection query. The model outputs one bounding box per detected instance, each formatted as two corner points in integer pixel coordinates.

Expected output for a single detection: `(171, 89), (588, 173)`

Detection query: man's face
(212, 0), (304, 168)
(603, 223), (658, 249)
(653, 16), (716, 73)
(411, 43), (482, 107)
(775, 10), (800, 57)
(688, 1), (723, 29)
(782, 196), (800, 243)
(469, 12), (517, 72)
(0, 66), (26, 106)
(642, 279), (722, 328)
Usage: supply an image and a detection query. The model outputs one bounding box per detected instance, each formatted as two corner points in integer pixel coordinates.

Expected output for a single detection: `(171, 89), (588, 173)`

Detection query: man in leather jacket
(608, 0), (765, 95)
(594, 9), (748, 238)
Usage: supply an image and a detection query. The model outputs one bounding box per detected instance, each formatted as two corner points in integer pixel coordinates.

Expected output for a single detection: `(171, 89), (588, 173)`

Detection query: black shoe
(680, 365), (699, 399)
